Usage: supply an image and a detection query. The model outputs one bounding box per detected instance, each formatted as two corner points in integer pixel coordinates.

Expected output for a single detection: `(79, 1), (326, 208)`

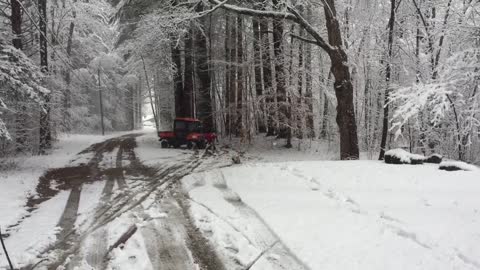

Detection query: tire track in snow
(190, 171), (310, 270)
(19, 135), (226, 270)
(176, 192), (227, 270)
(115, 143), (127, 189)
(16, 137), (135, 270)
(71, 139), (139, 269)
(56, 185), (82, 243)
(219, 190), (310, 269)
(140, 198), (195, 270)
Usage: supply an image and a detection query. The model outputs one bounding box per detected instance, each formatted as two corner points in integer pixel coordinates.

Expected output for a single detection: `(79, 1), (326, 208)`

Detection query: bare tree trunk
(130, 85), (135, 130)
(224, 13), (232, 135)
(259, 17), (275, 137)
(50, 5), (56, 70)
(195, 4), (214, 132)
(252, 17), (266, 133)
(172, 38), (184, 118)
(141, 56), (159, 131)
(432, 0), (453, 80)
(225, 13), (238, 135)
(168, 0), (184, 119)
(63, 0), (76, 131)
(379, 0), (396, 160)
(38, 0), (51, 154)
(137, 80), (142, 127)
(208, 13), (217, 132)
(235, 15), (244, 137)
(183, 27), (194, 118)
(11, 0), (23, 50)
(323, 0), (359, 159)
(321, 92), (329, 139)
(272, 0), (291, 147)
(297, 25), (305, 139)
(11, 0), (27, 152)
(39, 0), (48, 72)
(364, 70), (371, 150)
(304, 7), (314, 138)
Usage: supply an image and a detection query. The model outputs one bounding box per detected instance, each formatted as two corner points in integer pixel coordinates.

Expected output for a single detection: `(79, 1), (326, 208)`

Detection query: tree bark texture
(259, 17), (275, 136)
(182, 27), (194, 118)
(11, 0), (23, 50)
(38, 0), (51, 154)
(252, 17), (266, 133)
(272, 0), (291, 145)
(379, 0), (396, 160)
(323, 0), (359, 159)
(172, 38), (184, 117)
(195, 6), (215, 132)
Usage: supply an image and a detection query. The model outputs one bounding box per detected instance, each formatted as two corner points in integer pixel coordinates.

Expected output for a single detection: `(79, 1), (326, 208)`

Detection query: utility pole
(98, 68), (105, 136)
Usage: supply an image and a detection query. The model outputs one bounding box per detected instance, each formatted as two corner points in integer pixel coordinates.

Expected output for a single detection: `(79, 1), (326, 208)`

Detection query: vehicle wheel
(161, 141), (168, 148)
(187, 142), (194, 149)
(196, 140), (206, 150)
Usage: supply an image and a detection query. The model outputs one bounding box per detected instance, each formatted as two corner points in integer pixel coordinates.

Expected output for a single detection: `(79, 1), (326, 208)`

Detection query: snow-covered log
(439, 161), (478, 172)
(424, 154), (443, 164)
(384, 148), (425, 165)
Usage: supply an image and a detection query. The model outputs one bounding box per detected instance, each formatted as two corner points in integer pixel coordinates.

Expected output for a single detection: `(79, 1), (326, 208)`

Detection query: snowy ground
(0, 131), (229, 270)
(2, 131), (479, 270)
(218, 136), (339, 162)
(184, 159), (480, 270)
(217, 135), (388, 162)
(0, 134), (118, 231)
(0, 131), (145, 268)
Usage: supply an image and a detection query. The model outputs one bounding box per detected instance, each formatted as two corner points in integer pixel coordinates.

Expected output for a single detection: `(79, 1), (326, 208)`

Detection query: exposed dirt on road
(185, 170), (311, 270)
(5, 134), (225, 270)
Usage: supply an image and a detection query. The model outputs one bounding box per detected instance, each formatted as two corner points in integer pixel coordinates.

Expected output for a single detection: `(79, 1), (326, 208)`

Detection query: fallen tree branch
(107, 224), (138, 254)
(0, 227), (14, 270)
(244, 241), (279, 270)
(29, 258), (49, 270)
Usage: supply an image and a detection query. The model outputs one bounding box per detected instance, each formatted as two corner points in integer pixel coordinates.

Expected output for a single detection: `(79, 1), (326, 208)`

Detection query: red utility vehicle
(158, 118), (216, 149)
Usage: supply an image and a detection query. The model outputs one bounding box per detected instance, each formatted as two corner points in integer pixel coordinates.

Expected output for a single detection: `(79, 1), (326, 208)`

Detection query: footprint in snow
(345, 197), (358, 205)
(380, 212), (403, 224)
(456, 250), (480, 268)
(308, 178), (320, 191)
(128, 255), (137, 262)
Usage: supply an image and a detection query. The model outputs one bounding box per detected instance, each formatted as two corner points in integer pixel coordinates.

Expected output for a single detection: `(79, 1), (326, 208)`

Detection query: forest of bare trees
(1, 0), (479, 163)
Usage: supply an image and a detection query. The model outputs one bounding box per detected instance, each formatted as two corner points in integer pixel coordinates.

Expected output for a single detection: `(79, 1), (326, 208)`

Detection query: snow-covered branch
(207, 0), (334, 53)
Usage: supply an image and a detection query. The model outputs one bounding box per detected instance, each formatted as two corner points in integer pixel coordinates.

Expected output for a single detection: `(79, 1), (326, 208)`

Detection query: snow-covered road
(2, 132), (480, 270)
(0, 133), (227, 270)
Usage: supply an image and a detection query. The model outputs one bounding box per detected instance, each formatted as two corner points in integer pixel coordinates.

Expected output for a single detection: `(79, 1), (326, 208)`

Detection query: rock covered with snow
(384, 148), (425, 165)
(439, 160), (479, 172)
(424, 154), (443, 164)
